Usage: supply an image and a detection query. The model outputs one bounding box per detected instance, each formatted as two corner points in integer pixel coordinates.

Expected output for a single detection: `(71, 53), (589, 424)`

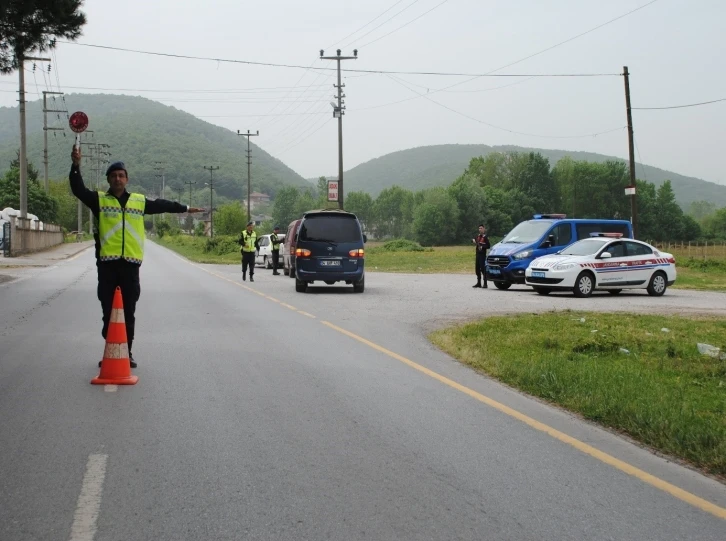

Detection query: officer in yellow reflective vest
(238, 221), (259, 282)
(70, 146), (204, 368)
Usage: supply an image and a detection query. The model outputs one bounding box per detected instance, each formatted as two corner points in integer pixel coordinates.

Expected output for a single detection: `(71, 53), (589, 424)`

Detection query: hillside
(342, 144), (726, 208)
(0, 94), (309, 201)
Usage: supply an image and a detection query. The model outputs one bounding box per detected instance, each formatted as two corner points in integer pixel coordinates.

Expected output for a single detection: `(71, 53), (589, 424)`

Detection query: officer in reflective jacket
(270, 225), (282, 276)
(238, 221), (260, 282)
(70, 146), (204, 368)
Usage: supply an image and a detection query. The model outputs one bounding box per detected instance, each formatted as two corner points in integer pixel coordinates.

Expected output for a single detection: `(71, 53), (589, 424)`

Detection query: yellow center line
(320, 320), (726, 521)
(169, 245), (726, 520)
(280, 303), (297, 310)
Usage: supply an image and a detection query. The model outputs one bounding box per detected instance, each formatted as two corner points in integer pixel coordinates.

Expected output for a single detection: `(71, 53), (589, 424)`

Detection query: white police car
(524, 234), (676, 297)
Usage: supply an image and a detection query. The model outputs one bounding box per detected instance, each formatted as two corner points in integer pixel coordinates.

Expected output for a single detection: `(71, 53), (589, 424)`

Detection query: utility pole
(237, 130), (259, 221)
(204, 166), (219, 237)
(184, 180), (196, 234)
(623, 66), (638, 238)
(154, 161), (165, 200)
(42, 91), (66, 192)
(320, 49), (357, 210)
(18, 55), (51, 218)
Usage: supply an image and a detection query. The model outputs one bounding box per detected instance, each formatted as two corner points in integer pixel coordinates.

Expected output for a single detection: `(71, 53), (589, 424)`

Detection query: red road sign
(328, 180), (339, 202)
(69, 111), (89, 133)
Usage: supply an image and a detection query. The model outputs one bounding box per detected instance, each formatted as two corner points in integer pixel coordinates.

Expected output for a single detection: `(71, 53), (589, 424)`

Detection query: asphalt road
(1, 241), (724, 541)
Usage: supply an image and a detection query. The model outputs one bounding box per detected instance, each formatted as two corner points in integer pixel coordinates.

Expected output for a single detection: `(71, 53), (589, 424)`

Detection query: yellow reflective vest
(97, 192), (146, 264)
(240, 230), (257, 253)
(270, 232), (282, 252)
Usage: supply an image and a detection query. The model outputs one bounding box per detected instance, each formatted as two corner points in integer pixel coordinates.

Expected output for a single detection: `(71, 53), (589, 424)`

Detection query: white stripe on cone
(103, 342), (129, 360)
(110, 307), (125, 324)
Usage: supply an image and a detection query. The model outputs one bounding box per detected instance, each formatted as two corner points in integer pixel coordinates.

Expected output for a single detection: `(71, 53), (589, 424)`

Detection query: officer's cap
(106, 161), (127, 177)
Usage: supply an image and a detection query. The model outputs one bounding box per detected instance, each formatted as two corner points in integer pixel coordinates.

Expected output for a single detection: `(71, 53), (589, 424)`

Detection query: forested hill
(0, 94), (309, 199)
(342, 144), (726, 208)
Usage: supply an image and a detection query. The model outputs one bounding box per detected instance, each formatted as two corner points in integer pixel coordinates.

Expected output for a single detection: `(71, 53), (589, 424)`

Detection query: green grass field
(430, 311), (726, 477)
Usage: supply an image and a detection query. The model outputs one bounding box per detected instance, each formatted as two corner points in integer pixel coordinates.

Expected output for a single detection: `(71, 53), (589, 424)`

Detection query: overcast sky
(1, 0), (724, 184)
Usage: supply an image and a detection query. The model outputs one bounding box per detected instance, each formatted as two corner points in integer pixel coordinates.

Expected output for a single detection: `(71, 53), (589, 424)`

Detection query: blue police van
(486, 214), (634, 289)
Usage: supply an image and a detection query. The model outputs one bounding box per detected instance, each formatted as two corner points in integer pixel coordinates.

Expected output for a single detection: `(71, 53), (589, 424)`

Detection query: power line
(386, 74), (625, 139)
(357, 0), (450, 49)
(325, 0), (406, 49)
(633, 97), (726, 110)
(339, 0), (423, 49)
(0, 81), (335, 93)
(57, 41), (618, 77)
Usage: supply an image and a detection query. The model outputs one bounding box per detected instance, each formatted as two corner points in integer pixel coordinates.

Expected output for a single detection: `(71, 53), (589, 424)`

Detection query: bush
(379, 238), (430, 252)
(678, 258), (726, 272)
(203, 235), (239, 255)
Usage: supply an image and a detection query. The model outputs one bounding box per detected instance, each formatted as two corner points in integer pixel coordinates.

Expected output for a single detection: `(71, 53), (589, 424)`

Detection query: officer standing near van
(270, 225), (282, 276)
(239, 221), (259, 282)
(473, 224), (491, 288)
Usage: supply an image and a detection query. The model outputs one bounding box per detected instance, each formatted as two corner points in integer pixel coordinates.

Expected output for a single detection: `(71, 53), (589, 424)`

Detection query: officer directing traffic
(239, 221), (259, 282)
(69, 146), (204, 368)
(473, 224), (491, 289)
(270, 225), (282, 276)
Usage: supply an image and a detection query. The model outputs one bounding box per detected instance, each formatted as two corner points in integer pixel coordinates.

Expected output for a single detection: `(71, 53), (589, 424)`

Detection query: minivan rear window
(299, 215), (361, 243)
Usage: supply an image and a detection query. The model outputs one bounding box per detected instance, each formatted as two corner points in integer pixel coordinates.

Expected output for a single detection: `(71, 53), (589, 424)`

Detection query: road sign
(624, 185), (636, 196)
(328, 180), (339, 202)
(69, 111), (89, 150)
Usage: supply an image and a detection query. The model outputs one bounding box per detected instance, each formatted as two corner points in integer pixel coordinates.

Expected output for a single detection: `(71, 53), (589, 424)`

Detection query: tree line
(267, 152), (725, 245)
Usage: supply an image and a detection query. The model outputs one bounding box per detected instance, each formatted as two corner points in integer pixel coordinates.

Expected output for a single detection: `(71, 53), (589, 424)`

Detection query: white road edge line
(68, 454), (108, 541)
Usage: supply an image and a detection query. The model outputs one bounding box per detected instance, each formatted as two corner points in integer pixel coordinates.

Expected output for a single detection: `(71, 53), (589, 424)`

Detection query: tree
(688, 201), (718, 223)
(48, 179), (77, 231)
(1, 1), (86, 74)
(345, 191), (374, 233)
(214, 202), (247, 235)
(272, 186), (299, 229)
(654, 180), (685, 240)
(412, 187), (459, 245)
(293, 190), (316, 218)
(374, 186), (413, 239)
(448, 173), (486, 241)
(0, 161), (57, 221)
(702, 208), (726, 239)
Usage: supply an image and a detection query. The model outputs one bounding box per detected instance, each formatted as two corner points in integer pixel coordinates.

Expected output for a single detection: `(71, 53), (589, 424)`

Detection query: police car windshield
(501, 220), (553, 244)
(560, 239), (609, 256)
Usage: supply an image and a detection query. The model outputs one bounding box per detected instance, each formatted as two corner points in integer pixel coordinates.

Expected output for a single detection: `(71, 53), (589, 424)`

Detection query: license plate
(320, 260), (341, 267)
(487, 267), (501, 275)
(532, 271), (546, 278)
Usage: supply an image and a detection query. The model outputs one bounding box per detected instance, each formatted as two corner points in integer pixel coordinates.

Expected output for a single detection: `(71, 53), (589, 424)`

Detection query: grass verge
(154, 234), (240, 264)
(429, 311), (726, 477)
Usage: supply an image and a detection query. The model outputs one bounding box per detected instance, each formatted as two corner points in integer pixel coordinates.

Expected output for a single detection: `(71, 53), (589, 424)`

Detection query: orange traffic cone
(91, 286), (138, 385)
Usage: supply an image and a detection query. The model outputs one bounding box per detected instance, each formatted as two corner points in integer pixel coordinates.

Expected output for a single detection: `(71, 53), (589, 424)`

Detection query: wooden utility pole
(623, 66), (638, 238)
(204, 166), (219, 237)
(184, 180), (196, 233)
(320, 49), (358, 210)
(237, 130), (259, 221)
(42, 91), (66, 192)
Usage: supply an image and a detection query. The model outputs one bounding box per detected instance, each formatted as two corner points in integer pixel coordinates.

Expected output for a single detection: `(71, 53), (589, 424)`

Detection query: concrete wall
(7, 217), (64, 256)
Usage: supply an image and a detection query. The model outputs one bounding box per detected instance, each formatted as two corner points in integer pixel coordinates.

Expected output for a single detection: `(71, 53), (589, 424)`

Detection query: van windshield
(560, 239), (609, 256)
(299, 215), (361, 244)
(501, 220), (553, 244)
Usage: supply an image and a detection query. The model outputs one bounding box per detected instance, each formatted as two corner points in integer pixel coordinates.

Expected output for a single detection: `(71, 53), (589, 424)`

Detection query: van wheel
(573, 272), (594, 297)
(494, 281), (511, 290)
(353, 277), (365, 293)
(533, 287), (551, 295)
(647, 271), (667, 296)
(295, 277), (307, 293)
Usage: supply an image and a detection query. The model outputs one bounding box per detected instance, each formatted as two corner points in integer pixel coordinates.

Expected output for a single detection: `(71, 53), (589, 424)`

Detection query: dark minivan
(293, 209), (366, 293)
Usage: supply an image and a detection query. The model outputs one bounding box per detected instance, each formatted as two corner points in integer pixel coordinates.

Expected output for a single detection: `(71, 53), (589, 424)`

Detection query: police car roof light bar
(589, 232), (623, 238)
(533, 213), (567, 219)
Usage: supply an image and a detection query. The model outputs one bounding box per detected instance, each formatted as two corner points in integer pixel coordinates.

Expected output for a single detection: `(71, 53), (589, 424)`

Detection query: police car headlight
(513, 250), (532, 260)
(553, 262), (576, 271)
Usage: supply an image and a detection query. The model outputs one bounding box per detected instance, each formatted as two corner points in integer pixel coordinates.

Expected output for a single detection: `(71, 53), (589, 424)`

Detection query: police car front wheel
(647, 271), (667, 297)
(573, 271), (595, 298)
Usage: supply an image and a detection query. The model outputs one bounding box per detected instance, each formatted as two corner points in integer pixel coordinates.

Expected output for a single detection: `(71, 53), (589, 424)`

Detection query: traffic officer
(69, 146), (204, 368)
(270, 225), (282, 276)
(239, 221), (259, 282)
(473, 224), (491, 288)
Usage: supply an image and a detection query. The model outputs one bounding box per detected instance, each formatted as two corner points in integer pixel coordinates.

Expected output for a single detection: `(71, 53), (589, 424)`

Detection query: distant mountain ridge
(340, 144), (726, 208)
(0, 94), (309, 200)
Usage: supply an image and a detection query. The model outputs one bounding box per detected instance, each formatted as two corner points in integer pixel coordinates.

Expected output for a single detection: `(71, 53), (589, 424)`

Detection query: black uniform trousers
(97, 260), (141, 354)
(475, 252), (488, 286)
(241, 251), (256, 277)
(272, 249), (280, 272)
